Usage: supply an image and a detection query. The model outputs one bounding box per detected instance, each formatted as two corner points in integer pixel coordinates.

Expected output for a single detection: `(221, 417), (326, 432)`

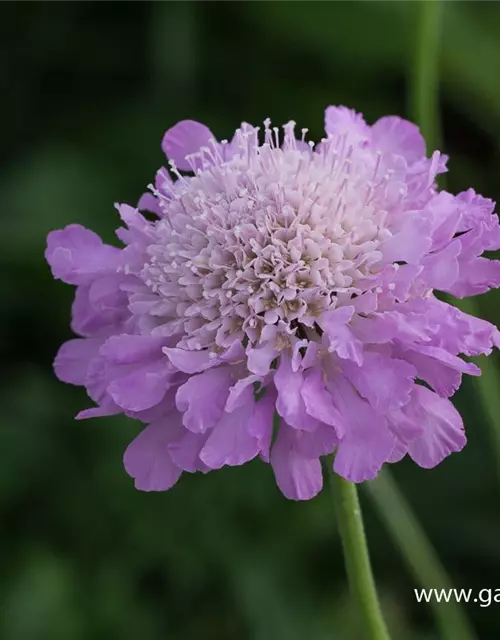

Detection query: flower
(45, 107), (500, 500)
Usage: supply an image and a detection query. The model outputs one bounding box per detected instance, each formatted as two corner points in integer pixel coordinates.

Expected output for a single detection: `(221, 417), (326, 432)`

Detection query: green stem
(410, 0), (443, 150)
(329, 471), (390, 640)
(366, 471), (477, 640)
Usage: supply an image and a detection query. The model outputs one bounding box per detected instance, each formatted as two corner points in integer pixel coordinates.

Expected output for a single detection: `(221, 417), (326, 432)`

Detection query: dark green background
(1, 2), (500, 638)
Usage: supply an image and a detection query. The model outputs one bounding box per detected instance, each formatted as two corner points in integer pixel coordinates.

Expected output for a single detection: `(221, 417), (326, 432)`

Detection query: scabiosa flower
(46, 107), (500, 500)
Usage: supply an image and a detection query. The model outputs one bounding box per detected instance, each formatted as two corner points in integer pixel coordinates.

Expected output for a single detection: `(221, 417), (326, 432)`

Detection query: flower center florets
(140, 120), (396, 352)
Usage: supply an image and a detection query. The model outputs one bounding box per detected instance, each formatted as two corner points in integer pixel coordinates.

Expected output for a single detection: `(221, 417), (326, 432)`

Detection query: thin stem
(410, 0), (443, 152)
(366, 471), (477, 640)
(329, 470), (390, 640)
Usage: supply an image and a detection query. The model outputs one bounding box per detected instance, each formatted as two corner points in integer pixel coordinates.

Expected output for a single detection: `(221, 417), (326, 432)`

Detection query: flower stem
(329, 470), (390, 640)
(410, 0), (443, 154)
(366, 470), (477, 640)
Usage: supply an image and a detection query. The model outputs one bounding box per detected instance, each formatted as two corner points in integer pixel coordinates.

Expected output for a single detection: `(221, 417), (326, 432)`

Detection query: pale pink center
(139, 121), (401, 351)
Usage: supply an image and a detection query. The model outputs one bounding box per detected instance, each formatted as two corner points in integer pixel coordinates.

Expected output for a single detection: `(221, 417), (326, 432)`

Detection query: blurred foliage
(1, 1), (500, 639)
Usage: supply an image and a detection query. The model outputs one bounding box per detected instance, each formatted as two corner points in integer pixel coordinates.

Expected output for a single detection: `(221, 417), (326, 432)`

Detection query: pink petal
(381, 217), (432, 265)
(162, 120), (216, 171)
(371, 116), (426, 164)
(405, 386), (466, 468)
(301, 367), (346, 436)
(54, 338), (102, 386)
(324, 106), (370, 144)
(353, 310), (431, 345)
(168, 430), (207, 472)
(176, 366), (233, 433)
(46, 225), (120, 285)
(407, 344), (480, 378)
(427, 192), (460, 251)
(123, 415), (184, 491)
(163, 347), (213, 373)
(76, 405), (122, 420)
(342, 352), (416, 412)
(420, 240), (460, 290)
(200, 404), (260, 469)
(137, 192), (161, 215)
(246, 343), (278, 375)
(115, 204), (152, 243)
(275, 354), (320, 432)
(318, 306), (364, 366)
(450, 257), (500, 298)
(100, 334), (166, 365)
(403, 349), (462, 397)
(71, 275), (128, 338)
(294, 424), (339, 458)
(247, 389), (276, 462)
(107, 361), (171, 412)
(270, 427), (323, 501)
(387, 440), (407, 463)
(225, 374), (261, 412)
(329, 376), (395, 483)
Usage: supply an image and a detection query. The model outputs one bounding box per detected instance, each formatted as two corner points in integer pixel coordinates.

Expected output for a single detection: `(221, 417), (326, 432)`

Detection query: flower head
(46, 107), (500, 499)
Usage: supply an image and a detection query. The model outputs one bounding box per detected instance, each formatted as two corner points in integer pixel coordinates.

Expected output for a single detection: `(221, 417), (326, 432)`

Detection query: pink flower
(46, 107), (500, 499)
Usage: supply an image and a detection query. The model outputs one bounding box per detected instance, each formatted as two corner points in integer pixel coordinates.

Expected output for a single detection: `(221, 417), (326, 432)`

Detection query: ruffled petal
(318, 306), (363, 366)
(403, 349), (462, 397)
(83, 356), (121, 417)
(450, 257), (500, 298)
(246, 389), (276, 462)
(200, 404), (260, 469)
(137, 192), (162, 216)
(162, 120), (216, 171)
(275, 354), (321, 431)
(405, 387), (466, 468)
(225, 374), (262, 412)
(100, 334), (166, 365)
(71, 276), (129, 338)
(301, 367), (346, 436)
(405, 344), (480, 379)
(46, 225), (120, 285)
(420, 240), (461, 291)
(371, 116), (426, 164)
(380, 216), (432, 265)
(387, 440), (407, 463)
(176, 366), (233, 433)
(54, 338), (102, 385)
(163, 347), (213, 373)
(270, 427), (323, 500)
(329, 376), (395, 482)
(76, 405), (121, 420)
(324, 106), (370, 144)
(353, 310), (432, 345)
(246, 343), (278, 375)
(294, 424), (339, 458)
(123, 415), (184, 491)
(342, 352), (416, 412)
(168, 430), (207, 472)
(107, 361), (172, 412)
